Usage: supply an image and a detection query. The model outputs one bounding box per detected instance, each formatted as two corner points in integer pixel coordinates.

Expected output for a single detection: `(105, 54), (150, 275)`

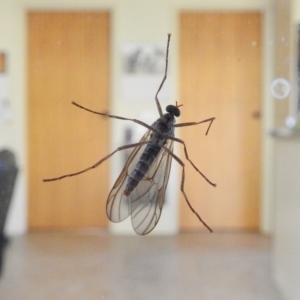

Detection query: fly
(44, 33), (216, 235)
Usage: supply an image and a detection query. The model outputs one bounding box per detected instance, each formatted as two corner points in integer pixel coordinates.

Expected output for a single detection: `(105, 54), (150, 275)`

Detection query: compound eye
(166, 105), (180, 117)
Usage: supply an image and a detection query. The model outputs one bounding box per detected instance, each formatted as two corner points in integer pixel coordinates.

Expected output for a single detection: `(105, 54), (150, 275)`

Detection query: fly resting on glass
(44, 33), (216, 235)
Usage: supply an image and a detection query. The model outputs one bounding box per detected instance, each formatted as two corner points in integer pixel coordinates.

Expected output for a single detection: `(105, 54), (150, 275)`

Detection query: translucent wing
(106, 130), (174, 235)
(130, 139), (173, 235)
(106, 129), (152, 222)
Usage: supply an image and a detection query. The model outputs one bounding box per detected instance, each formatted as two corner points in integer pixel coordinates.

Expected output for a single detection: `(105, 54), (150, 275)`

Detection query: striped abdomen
(124, 143), (161, 196)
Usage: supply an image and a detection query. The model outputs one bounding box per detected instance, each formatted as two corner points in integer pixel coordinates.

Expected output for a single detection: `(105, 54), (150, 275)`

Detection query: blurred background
(0, 0), (299, 299)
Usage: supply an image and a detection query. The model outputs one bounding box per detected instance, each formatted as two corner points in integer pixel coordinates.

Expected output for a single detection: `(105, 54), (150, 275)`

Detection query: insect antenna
(155, 33), (171, 119)
(176, 101), (183, 109)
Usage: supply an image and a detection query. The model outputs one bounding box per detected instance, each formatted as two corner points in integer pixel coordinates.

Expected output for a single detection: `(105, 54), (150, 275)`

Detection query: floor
(0, 231), (282, 300)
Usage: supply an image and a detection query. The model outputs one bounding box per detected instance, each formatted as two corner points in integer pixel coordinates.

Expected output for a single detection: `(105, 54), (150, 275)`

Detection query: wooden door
(179, 13), (261, 230)
(28, 12), (110, 229)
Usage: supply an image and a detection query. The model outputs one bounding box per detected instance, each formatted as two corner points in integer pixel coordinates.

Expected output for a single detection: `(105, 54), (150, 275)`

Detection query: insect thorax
(151, 115), (175, 144)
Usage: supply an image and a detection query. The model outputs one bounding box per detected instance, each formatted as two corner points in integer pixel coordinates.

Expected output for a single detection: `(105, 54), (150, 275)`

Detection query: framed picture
(121, 43), (171, 102)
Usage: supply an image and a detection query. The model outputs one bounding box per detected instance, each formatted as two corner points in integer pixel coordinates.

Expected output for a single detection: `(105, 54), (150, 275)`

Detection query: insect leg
(167, 136), (216, 187)
(43, 141), (149, 182)
(155, 33), (171, 120)
(162, 146), (213, 233)
(174, 117), (215, 135)
(72, 101), (159, 134)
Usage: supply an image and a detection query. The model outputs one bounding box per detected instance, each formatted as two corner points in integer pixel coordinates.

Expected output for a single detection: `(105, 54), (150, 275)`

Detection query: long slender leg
(167, 135), (216, 187)
(162, 146), (213, 233)
(174, 117), (215, 135)
(43, 141), (149, 182)
(155, 33), (171, 119)
(72, 101), (159, 134)
(73, 34), (171, 122)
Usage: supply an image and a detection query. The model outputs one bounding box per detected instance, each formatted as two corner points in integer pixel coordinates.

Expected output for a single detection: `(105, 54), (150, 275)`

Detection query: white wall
(0, 0), (272, 235)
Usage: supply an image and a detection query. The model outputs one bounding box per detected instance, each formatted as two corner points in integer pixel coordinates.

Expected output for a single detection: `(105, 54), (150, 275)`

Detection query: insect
(44, 33), (216, 235)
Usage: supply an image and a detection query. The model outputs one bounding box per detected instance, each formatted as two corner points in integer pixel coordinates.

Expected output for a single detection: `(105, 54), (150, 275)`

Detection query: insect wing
(106, 129), (152, 222)
(130, 139), (173, 235)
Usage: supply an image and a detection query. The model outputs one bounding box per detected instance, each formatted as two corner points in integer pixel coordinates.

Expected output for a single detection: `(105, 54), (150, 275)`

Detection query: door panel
(179, 13), (261, 230)
(28, 12), (110, 229)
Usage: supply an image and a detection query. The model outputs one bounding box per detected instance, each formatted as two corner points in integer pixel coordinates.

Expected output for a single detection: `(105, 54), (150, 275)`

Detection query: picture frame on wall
(121, 42), (171, 103)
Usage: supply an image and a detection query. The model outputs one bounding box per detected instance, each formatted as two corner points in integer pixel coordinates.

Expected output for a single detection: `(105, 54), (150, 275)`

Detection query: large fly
(44, 33), (216, 235)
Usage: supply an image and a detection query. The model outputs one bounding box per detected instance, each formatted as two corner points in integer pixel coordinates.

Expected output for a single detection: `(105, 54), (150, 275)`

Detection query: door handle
(251, 110), (261, 119)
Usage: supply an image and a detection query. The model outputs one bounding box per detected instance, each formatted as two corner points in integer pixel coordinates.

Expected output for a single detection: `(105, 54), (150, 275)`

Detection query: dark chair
(0, 149), (18, 276)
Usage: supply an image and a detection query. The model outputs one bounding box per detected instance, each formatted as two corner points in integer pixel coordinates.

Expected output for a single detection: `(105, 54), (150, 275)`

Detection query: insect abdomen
(124, 144), (161, 196)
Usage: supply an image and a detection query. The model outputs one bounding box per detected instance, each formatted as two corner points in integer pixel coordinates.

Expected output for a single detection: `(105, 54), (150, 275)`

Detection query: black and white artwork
(121, 43), (171, 102)
(122, 44), (166, 74)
